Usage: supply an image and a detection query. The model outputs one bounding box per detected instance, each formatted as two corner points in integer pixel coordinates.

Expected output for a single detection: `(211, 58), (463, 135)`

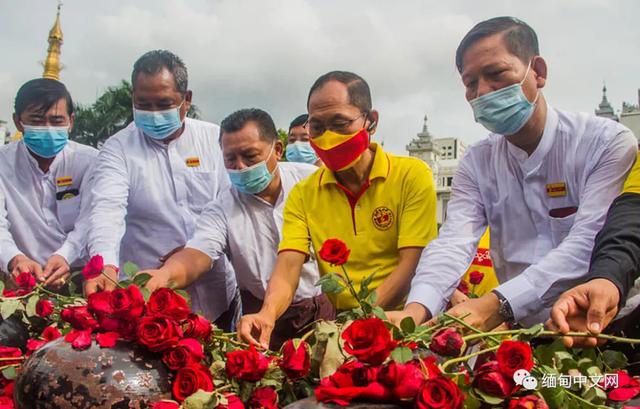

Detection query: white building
(620, 89), (640, 143)
(406, 115), (466, 225)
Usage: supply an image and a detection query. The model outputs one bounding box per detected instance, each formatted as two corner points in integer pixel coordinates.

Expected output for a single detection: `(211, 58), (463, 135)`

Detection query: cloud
(1, 0), (638, 153)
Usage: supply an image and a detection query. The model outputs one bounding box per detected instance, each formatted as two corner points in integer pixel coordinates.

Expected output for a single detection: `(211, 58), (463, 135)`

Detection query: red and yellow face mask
(310, 128), (370, 171)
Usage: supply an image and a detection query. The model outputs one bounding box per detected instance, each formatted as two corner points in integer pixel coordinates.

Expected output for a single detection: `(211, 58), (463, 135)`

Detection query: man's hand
(237, 311), (276, 350)
(141, 269), (173, 292)
(450, 289), (469, 306)
(9, 254), (43, 281)
(444, 292), (503, 332)
(42, 254), (70, 288)
(547, 278), (620, 348)
(386, 302), (431, 327)
(84, 265), (119, 295)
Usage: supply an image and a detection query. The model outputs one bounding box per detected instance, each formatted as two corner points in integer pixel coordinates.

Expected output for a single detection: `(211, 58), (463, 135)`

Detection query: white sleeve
(0, 186), (22, 272)
(185, 200), (229, 263)
(87, 140), (130, 267)
(496, 130), (638, 321)
(406, 154), (488, 316)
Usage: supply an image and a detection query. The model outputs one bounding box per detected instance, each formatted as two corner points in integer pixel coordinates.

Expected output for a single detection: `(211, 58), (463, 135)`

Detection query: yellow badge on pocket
(546, 182), (567, 197)
(56, 176), (73, 187)
(186, 157), (201, 168)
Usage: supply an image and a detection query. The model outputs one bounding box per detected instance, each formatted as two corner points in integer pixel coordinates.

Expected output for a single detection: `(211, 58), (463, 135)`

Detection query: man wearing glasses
(84, 50), (239, 330)
(238, 71), (438, 348)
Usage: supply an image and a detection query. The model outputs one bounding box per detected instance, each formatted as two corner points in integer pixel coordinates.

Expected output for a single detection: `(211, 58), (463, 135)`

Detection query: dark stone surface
(14, 338), (172, 409)
(284, 397), (405, 409)
(0, 316), (29, 350)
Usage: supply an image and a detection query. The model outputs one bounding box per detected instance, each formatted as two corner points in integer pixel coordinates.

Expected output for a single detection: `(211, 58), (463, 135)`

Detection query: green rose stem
(0, 284), (79, 303)
(563, 389), (611, 409)
(462, 329), (640, 345)
(443, 313), (501, 345)
(440, 344), (500, 372)
(339, 265), (367, 312)
(101, 270), (124, 289)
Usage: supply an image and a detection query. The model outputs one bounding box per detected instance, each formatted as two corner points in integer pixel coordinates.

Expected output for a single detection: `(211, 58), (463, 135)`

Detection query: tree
(70, 80), (200, 148)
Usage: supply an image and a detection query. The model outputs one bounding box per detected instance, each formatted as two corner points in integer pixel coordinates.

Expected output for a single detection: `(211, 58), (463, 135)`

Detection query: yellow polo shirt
(462, 228), (499, 296)
(623, 152), (640, 194)
(279, 143), (437, 310)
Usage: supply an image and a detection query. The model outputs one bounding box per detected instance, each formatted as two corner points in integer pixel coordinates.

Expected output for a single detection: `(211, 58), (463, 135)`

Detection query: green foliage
(390, 346), (412, 364)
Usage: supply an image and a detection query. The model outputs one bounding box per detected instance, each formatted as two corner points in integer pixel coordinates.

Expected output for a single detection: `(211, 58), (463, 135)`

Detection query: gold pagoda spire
(42, 1), (63, 80)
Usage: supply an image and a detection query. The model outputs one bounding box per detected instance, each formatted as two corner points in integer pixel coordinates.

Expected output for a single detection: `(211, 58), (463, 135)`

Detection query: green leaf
(140, 287), (151, 302)
(463, 393), (482, 409)
(540, 385), (566, 408)
(132, 273), (152, 287)
(122, 261), (140, 278)
(182, 389), (218, 409)
(601, 349), (628, 370)
(67, 280), (78, 297)
(366, 290), (377, 305)
(25, 295), (39, 317)
(473, 388), (505, 405)
(583, 385), (607, 404)
(519, 323), (545, 340)
(1, 299), (21, 320)
(390, 346), (412, 364)
(372, 306), (387, 321)
(2, 366), (16, 380)
(400, 316), (416, 334)
(310, 321), (344, 379)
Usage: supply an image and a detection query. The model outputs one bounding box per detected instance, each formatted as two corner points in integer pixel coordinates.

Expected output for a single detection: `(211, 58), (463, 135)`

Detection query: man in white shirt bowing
(388, 16), (637, 330)
(0, 78), (97, 287)
(140, 108), (334, 349)
(84, 50), (238, 330)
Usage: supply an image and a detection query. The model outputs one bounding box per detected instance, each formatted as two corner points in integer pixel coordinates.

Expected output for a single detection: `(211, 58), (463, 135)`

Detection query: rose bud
(429, 328), (465, 357)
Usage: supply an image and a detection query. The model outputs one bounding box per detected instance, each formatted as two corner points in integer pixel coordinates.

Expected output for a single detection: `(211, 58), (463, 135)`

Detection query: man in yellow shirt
(238, 71), (438, 348)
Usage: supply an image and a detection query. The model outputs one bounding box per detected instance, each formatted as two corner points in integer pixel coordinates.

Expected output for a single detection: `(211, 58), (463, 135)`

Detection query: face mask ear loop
(520, 59), (540, 105)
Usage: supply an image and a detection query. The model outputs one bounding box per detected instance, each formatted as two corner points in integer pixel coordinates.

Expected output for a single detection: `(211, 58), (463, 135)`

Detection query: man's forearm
(260, 252), (304, 320)
(160, 248), (213, 288)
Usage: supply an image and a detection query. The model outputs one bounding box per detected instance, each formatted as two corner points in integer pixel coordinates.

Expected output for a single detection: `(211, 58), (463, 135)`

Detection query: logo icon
(372, 207), (394, 231)
(513, 369), (538, 390)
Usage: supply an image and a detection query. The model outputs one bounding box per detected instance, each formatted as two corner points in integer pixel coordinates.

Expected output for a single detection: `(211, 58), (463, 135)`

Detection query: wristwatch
(492, 290), (515, 325)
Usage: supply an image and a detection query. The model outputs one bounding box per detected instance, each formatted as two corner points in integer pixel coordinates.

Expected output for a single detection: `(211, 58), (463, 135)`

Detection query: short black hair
(455, 17), (539, 73)
(289, 114), (308, 131)
(14, 78), (73, 117)
(132, 50), (188, 95)
(220, 108), (278, 143)
(307, 71), (372, 113)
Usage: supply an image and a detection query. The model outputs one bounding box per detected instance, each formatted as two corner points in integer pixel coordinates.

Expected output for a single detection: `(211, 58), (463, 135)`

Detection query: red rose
(469, 270), (485, 285)
(64, 329), (93, 350)
(82, 255), (104, 280)
(215, 393), (245, 409)
(474, 361), (516, 398)
(151, 401), (180, 409)
(0, 396), (13, 409)
(96, 331), (120, 348)
(378, 361), (426, 401)
(15, 272), (36, 291)
(421, 355), (442, 380)
(1, 290), (16, 298)
(279, 339), (311, 380)
(315, 360), (392, 405)
(457, 280), (470, 295)
(496, 340), (534, 378)
(87, 291), (113, 317)
(607, 371), (640, 402)
(172, 363), (214, 402)
(61, 306), (98, 330)
(415, 376), (465, 409)
(26, 339), (47, 355)
(509, 395), (550, 409)
(0, 347), (22, 367)
(147, 288), (191, 321)
(429, 328), (465, 357)
(341, 317), (398, 365)
(225, 344), (270, 382)
(318, 238), (351, 266)
(248, 387), (278, 409)
(42, 326), (62, 341)
(162, 338), (204, 370)
(184, 313), (212, 341)
(137, 316), (183, 352)
(35, 299), (54, 318)
(111, 285), (145, 319)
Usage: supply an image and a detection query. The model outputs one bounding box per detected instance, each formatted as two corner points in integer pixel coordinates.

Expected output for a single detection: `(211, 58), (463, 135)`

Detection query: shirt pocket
(56, 195), (81, 233)
(188, 171), (216, 211)
(549, 213), (576, 247)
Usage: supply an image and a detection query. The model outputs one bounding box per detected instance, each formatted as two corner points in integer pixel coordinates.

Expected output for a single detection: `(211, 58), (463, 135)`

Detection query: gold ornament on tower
(42, 1), (64, 80)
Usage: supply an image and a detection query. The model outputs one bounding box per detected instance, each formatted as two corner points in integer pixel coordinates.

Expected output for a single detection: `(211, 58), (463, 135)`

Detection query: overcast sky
(1, 0), (638, 154)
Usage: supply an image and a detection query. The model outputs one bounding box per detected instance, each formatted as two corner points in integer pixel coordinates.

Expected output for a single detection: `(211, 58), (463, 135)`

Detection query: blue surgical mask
(133, 102), (184, 140)
(470, 63), (540, 135)
(21, 124), (69, 158)
(285, 141), (318, 164)
(227, 143), (277, 194)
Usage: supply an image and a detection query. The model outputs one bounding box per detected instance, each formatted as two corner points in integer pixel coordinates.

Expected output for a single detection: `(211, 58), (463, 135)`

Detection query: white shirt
(407, 105), (638, 326)
(0, 140), (97, 271)
(87, 118), (237, 321)
(187, 161), (321, 303)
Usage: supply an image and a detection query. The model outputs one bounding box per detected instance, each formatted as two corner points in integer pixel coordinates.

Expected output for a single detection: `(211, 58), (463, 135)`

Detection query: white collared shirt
(407, 105), (638, 326)
(87, 118), (237, 321)
(187, 161), (321, 303)
(0, 140), (98, 271)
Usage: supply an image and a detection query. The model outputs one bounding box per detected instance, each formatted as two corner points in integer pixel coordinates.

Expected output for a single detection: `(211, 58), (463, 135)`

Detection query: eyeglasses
(305, 112), (368, 137)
